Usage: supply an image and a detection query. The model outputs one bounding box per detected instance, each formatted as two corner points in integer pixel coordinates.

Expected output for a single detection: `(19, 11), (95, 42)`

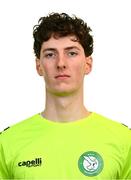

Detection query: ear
(36, 58), (43, 76)
(84, 56), (93, 75)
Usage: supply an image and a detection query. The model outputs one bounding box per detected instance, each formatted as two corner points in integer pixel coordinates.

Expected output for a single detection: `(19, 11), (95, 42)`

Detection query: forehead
(41, 35), (83, 51)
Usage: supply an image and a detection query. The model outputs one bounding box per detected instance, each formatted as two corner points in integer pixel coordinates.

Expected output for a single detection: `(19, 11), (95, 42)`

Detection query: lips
(55, 74), (70, 79)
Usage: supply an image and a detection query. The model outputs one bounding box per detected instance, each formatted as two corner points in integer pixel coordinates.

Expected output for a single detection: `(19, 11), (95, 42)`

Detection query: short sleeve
(0, 135), (10, 178)
(121, 134), (131, 178)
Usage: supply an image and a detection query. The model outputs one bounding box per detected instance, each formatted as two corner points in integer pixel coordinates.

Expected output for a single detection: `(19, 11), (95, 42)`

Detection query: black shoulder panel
(0, 127), (10, 134)
(4, 127), (10, 131)
(121, 123), (128, 128)
(121, 123), (131, 130)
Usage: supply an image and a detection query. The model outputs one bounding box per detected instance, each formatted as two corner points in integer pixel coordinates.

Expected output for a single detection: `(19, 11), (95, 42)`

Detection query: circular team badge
(78, 151), (104, 177)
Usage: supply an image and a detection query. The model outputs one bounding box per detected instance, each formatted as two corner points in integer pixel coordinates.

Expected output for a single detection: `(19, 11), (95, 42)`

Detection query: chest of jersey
(11, 124), (122, 179)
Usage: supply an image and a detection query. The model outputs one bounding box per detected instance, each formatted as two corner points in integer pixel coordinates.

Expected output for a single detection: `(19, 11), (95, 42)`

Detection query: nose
(56, 55), (67, 70)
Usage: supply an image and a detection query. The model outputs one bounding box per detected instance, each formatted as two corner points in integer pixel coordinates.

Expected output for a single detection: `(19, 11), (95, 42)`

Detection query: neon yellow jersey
(0, 112), (131, 179)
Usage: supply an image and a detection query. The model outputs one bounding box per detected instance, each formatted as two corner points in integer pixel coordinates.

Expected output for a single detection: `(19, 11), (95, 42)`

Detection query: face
(36, 35), (92, 96)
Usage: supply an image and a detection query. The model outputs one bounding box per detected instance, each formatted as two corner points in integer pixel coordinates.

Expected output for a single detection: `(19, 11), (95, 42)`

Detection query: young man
(0, 13), (131, 179)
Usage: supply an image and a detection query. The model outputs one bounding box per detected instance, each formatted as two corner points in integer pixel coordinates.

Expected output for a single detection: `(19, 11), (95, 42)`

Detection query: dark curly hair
(33, 12), (93, 58)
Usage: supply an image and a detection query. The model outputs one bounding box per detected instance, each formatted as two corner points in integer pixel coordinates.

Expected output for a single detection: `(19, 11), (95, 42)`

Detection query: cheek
(41, 62), (50, 76)
(43, 64), (48, 74)
(42, 63), (55, 81)
(73, 62), (85, 76)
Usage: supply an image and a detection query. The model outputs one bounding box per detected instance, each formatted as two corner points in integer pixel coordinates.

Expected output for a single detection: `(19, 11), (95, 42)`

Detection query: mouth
(55, 74), (70, 79)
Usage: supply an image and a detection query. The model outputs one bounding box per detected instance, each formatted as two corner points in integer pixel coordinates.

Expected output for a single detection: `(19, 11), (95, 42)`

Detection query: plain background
(0, 0), (131, 131)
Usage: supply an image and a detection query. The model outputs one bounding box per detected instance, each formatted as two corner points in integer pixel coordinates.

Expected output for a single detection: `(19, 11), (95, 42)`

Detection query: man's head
(33, 13), (93, 96)
(33, 12), (93, 59)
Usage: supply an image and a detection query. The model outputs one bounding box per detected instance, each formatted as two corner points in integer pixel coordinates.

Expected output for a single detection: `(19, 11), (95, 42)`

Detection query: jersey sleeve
(121, 133), (131, 178)
(0, 135), (10, 178)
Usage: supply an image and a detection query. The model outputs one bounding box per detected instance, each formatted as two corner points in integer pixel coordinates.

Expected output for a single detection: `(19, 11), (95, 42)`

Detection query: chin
(50, 88), (78, 97)
(54, 92), (72, 97)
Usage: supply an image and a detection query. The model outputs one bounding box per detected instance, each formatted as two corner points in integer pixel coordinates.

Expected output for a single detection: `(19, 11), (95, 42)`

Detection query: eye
(44, 52), (56, 59)
(68, 51), (78, 57)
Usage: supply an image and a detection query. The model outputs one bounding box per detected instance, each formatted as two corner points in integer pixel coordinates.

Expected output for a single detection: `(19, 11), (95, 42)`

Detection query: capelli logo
(18, 158), (42, 167)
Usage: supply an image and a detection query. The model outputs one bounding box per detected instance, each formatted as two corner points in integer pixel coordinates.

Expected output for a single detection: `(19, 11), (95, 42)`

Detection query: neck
(42, 88), (90, 122)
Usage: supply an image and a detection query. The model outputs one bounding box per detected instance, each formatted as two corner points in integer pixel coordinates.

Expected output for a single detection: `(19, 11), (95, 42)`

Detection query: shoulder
(0, 113), (40, 140)
(93, 112), (130, 129)
(92, 112), (131, 141)
(0, 114), (43, 159)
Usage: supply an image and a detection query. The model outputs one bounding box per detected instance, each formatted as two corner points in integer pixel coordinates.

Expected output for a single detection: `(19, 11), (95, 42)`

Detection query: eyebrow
(42, 48), (56, 53)
(64, 46), (81, 51)
(42, 46), (81, 53)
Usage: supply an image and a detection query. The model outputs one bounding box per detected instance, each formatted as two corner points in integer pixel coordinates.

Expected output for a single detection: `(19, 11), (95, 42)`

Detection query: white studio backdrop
(0, 0), (131, 131)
